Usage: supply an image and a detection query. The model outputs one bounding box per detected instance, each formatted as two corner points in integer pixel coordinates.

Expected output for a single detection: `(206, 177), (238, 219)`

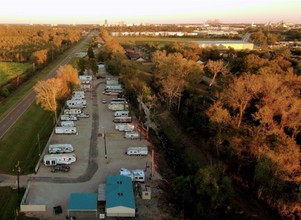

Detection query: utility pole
(15, 161), (21, 196)
(103, 127), (108, 163)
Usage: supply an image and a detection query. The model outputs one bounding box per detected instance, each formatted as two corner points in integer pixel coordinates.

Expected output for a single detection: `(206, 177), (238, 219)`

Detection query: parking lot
(23, 76), (162, 219)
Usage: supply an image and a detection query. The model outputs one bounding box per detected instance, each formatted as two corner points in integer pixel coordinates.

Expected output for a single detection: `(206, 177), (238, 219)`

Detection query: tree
(87, 46), (95, 59)
(34, 78), (62, 123)
(30, 49), (48, 66)
(56, 64), (80, 99)
(206, 59), (229, 87)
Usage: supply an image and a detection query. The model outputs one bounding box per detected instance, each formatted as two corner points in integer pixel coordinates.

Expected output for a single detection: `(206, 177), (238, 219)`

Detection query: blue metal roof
(68, 193), (97, 211)
(106, 175), (135, 209)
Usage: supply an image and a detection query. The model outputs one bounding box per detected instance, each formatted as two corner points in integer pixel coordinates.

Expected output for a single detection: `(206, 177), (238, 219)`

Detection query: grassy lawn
(0, 187), (38, 220)
(0, 62), (32, 86)
(0, 103), (54, 174)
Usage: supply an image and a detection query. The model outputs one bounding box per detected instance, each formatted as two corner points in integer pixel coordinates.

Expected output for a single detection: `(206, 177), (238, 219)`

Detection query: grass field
(0, 103), (54, 174)
(0, 62), (32, 86)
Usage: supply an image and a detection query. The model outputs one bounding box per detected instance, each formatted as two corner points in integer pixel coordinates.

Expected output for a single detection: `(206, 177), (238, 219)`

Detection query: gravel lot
(24, 77), (162, 220)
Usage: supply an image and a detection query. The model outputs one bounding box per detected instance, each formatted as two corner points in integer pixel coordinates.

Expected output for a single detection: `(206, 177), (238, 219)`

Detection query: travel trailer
(60, 115), (78, 121)
(124, 131), (140, 139)
(108, 103), (128, 111)
(113, 117), (132, 123)
(114, 110), (129, 117)
(60, 121), (75, 127)
(54, 127), (77, 135)
(64, 108), (82, 115)
(126, 147), (148, 156)
(66, 100), (86, 108)
(119, 168), (145, 182)
(43, 154), (76, 166)
(115, 123), (135, 132)
(48, 144), (74, 154)
(105, 84), (122, 90)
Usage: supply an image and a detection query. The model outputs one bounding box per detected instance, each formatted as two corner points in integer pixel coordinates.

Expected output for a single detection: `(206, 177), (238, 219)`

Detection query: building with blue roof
(106, 175), (136, 217)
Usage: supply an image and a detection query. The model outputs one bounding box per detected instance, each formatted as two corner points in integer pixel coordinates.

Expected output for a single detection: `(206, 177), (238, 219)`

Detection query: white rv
(126, 146), (148, 156)
(106, 79), (119, 85)
(113, 116), (132, 123)
(108, 103), (128, 111)
(105, 84), (122, 90)
(111, 98), (127, 103)
(55, 127), (77, 135)
(64, 108), (82, 115)
(60, 121), (75, 127)
(115, 123), (135, 132)
(43, 153), (76, 166)
(60, 115), (78, 121)
(48, 144), (74, 154)
(114, 110), (129, 117)
(66, 100), (86, 108)
(119, 168), (145, 182)
(124, 131), (140, 139)
(73, 90), (85, 97)
(103, 90), (123, 96)
(79, 75), (92, 81)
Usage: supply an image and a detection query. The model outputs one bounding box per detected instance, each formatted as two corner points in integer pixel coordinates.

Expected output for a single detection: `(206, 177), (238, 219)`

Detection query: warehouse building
(106, 175), (136, 217)
(196, 40), (254, 50)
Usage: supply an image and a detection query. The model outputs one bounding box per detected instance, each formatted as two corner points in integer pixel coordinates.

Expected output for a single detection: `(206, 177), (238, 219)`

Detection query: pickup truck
(51, 165), (70, 173)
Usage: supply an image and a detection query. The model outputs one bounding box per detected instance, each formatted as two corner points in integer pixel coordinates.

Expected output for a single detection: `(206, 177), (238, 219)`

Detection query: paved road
(0, 34), (92, 140)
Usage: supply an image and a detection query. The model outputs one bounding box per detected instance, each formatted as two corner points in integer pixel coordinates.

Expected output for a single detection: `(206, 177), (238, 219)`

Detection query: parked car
(51, 165), (70, 173)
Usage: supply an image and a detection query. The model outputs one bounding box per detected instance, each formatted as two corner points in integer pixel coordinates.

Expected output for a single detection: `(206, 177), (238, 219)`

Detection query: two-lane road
(0, 33), (92, 140)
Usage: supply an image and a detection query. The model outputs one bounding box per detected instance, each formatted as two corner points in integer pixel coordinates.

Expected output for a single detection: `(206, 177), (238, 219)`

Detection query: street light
(14, 161), (21, 196)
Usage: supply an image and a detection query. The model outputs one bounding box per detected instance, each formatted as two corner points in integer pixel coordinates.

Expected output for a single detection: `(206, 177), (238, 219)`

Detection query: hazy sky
(0, 0), (300, 24)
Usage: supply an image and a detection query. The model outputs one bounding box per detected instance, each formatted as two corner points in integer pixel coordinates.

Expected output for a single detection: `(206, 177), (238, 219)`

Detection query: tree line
(95, 29), (301, 218)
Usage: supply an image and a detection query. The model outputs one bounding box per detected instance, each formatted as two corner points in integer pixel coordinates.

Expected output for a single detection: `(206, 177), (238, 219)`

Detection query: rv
(113, 116), (132, 123)
(111, 98), (127, 103)
(48, 144), (74, 154)
(60, 121), (75, 127)
(103, 89), (123, 96)
(114, 110), (129, 117)
(106, 79), (119, 85)
(108, 103), (128, 111)
(73, 90), (85, 96)
(43, 153), (76, 166)
(55, 127), (77, 135)
(115, 123), (135, 132)
(119, 168), (145, 182)
(60, 115), (78, 121)
(124, 131), (140, 139)
(79, 75), (92, 81)
(66, 100), (87, 108)
(126, 146), (148, 156)
(105, 84), (122, 90)
(64, 108), (82, 115)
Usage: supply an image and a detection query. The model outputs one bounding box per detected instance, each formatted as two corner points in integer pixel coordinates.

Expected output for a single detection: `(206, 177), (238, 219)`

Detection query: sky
(0, 0), (300, 24)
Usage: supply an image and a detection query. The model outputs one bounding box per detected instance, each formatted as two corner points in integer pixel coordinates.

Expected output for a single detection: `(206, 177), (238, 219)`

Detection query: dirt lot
(23, 76), (168, 220)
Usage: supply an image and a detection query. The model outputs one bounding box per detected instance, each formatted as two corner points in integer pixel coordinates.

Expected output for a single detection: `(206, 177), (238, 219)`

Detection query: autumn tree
(206, 59), (229, 87)
(30, 49), (48, 66)
(152, 50), (202, 111)
(34, 78), (62, 123)
(55, 64), (80, 99)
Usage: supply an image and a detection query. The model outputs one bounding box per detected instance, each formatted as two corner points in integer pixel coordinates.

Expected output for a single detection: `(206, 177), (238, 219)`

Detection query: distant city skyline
(0, 0), (300, 25)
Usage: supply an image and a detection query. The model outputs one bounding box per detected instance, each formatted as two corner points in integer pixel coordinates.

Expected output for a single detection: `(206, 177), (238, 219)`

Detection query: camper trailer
(113, 116), (132, 123)
(43, 154), (76, 166)
(119, 168), (145, 182)
(73, 90), (85, 97)
(106, 79), (119, 85)
(111, 98), (127, 103)
(60, 121), (75, 127)
(115, 123), (135, 132)
(124, 131), (140, 139)
(60, 115), (78, 121)
(114, 110), (129, 117)
(48, 144), (74, 154)
(66, 100), (86, 108)
(64, 108), (82, 115)
(55, 127), (77, 135)
(126, 146), (148, 156)
(108, 103), (128, 111)
(105, 84), (122, 90)
(103, 89), (123, 96)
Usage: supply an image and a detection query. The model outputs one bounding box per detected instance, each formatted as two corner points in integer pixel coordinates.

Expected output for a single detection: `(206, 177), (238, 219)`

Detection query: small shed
(106, 175), (135, 217)
(68, 193), (98, 218)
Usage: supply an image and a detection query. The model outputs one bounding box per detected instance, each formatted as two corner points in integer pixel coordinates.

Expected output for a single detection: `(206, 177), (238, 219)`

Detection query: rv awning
(68, 193), (97, 216)
(98, 184), (106, 201)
